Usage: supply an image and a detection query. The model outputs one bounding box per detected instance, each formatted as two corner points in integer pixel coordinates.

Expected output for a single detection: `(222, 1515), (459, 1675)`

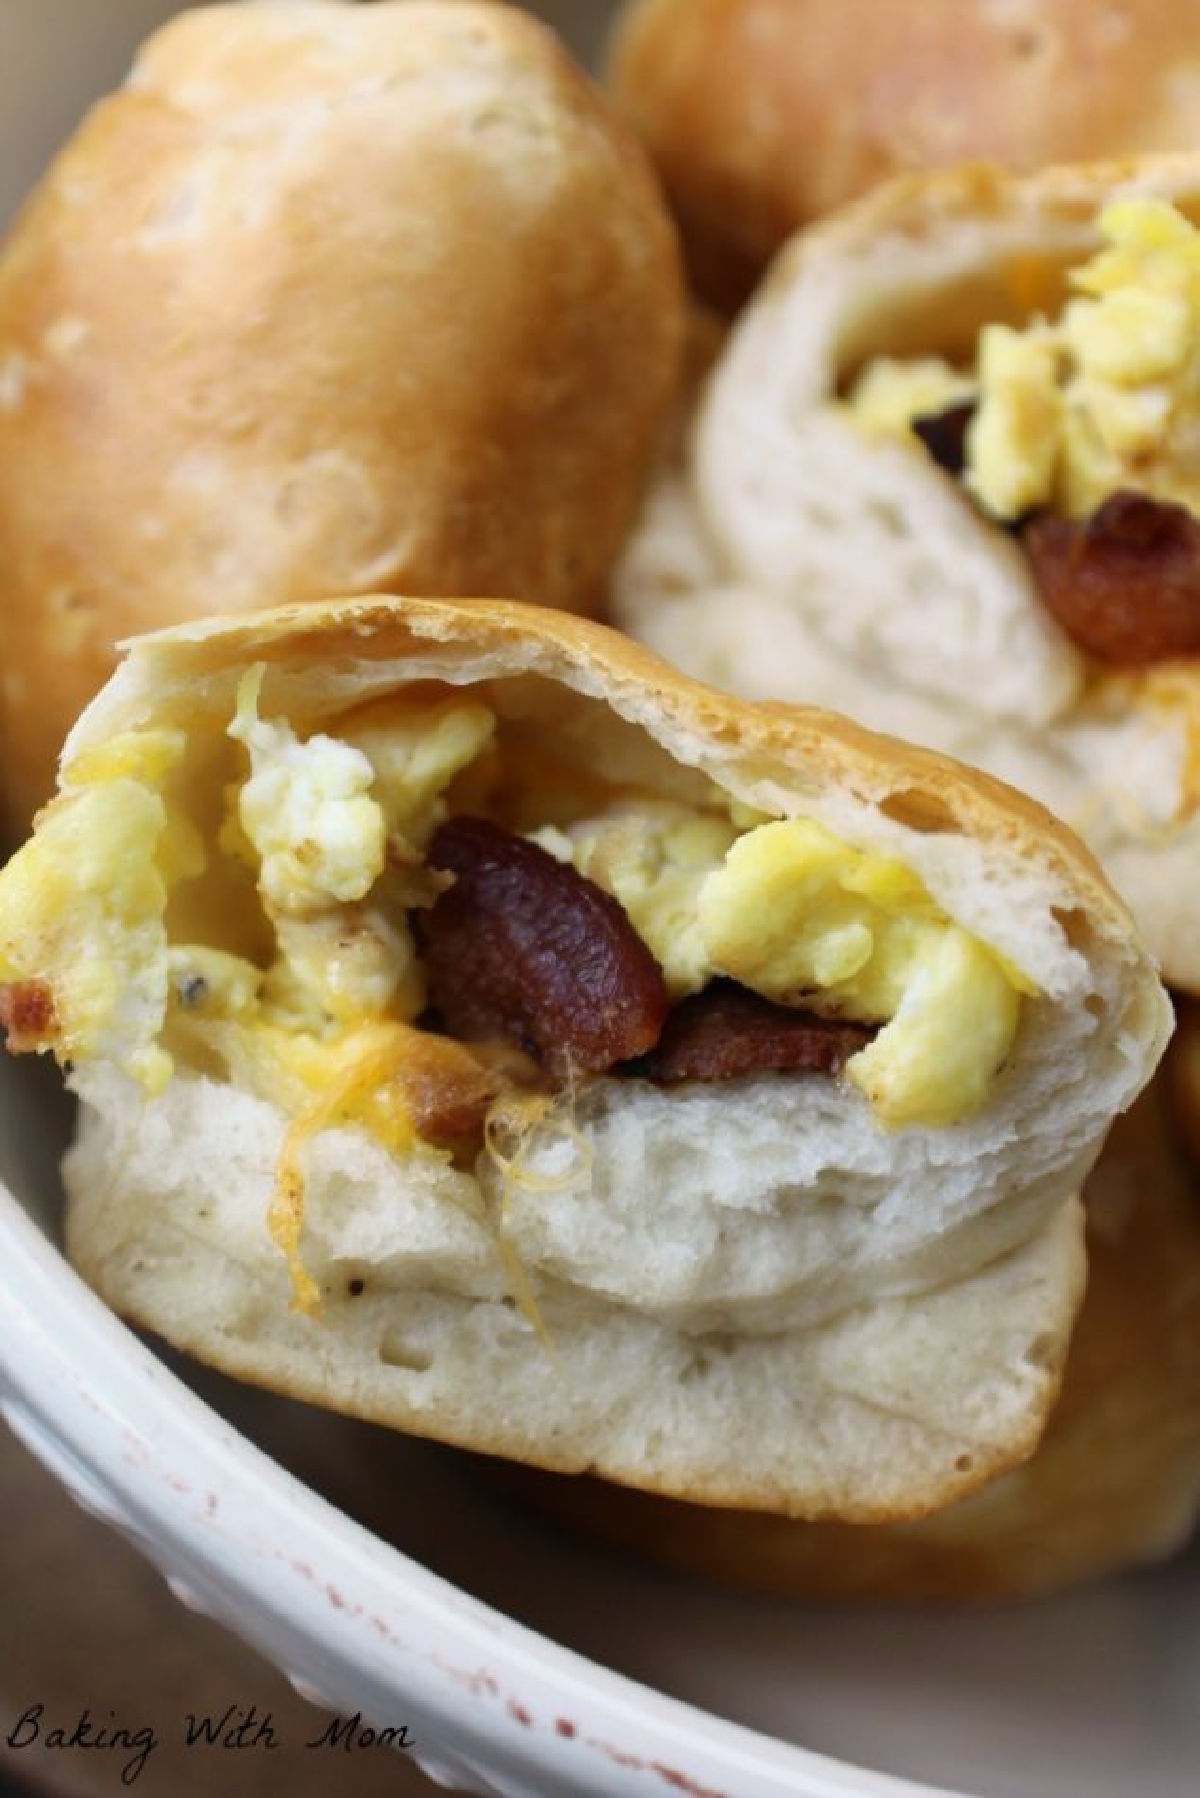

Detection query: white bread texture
(31, 596), (1168, 1520)
(612, 156), (1200, 991)
(494, 1074), (1200, 1601)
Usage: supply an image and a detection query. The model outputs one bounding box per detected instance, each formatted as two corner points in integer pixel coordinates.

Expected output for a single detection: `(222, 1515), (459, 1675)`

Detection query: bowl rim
(0, 1168), (969, 1798)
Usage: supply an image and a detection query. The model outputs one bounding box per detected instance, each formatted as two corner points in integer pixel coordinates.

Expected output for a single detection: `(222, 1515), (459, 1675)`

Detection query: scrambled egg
(0, 730), (196, 1091)
(848, 197), (1200, 523)
(696, 820), (1022, 1127)
(167, 944), (262, 1018)
(258, 909), (414, 1030)
(340, 691), (496, 873)
(967, 324), (1064, 520)
(221, 670), (496, 1033)
(544, 810), (1023, 1129)
(229, 665), (388, 914)
(0, 684), (1026, 1143)
(848, 358), (976, 444)
(533, 799), (739, 997)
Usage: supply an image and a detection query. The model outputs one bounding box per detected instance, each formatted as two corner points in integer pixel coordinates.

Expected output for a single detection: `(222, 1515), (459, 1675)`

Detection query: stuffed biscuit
(616, 154), (1200, 990)
(0, 598), (1168, 1520)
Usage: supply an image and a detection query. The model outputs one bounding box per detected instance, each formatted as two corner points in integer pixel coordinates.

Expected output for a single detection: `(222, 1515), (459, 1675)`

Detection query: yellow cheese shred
(483, 1086), (594, 1366)
(269, 1023), (421, 1316)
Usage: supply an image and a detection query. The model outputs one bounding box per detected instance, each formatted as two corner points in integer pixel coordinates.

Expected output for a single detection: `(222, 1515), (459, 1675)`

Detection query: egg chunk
(546, 808), (1024, 1128)
(845, 929), (1020, 1129)
(965, 324), (1063, 521)
(167, 945), (262, 1019)
(223, 673), (497, 1034)
(340, 691), (496, 874)
(229, 665), (387, 916)
(0, 731), (191, 1091)
(847, 197), (1200, 524)
(848, 357), (977, 444)
(260, 908), (417, 1032)
(697, 819), (1021, 1128)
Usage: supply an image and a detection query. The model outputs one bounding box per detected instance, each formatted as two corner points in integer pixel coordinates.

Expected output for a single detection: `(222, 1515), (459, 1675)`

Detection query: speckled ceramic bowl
(4, 9), (1200, 1798)
(0, 1052), (925, 1798)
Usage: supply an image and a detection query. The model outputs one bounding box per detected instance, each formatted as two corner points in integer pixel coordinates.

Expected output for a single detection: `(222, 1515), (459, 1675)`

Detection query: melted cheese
(259, 1021), (424, 1314)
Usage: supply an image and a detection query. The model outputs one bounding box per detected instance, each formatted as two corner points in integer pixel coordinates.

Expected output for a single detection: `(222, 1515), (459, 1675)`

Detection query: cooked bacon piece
(0, 979), (56, 1051)
(1024, 491), (1200, 664)
(912, 400), (976, 479)
(630, 979), (873, 1084)
(422, 817), (669, 1077)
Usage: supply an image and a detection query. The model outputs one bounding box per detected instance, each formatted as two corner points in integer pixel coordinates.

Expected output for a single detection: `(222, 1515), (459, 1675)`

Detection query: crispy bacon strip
(1024, 491), (1200, 664)
(629, 979), (873, 1084)
(422, 817), (669, 1077)
(0, 980), (57, 1051)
